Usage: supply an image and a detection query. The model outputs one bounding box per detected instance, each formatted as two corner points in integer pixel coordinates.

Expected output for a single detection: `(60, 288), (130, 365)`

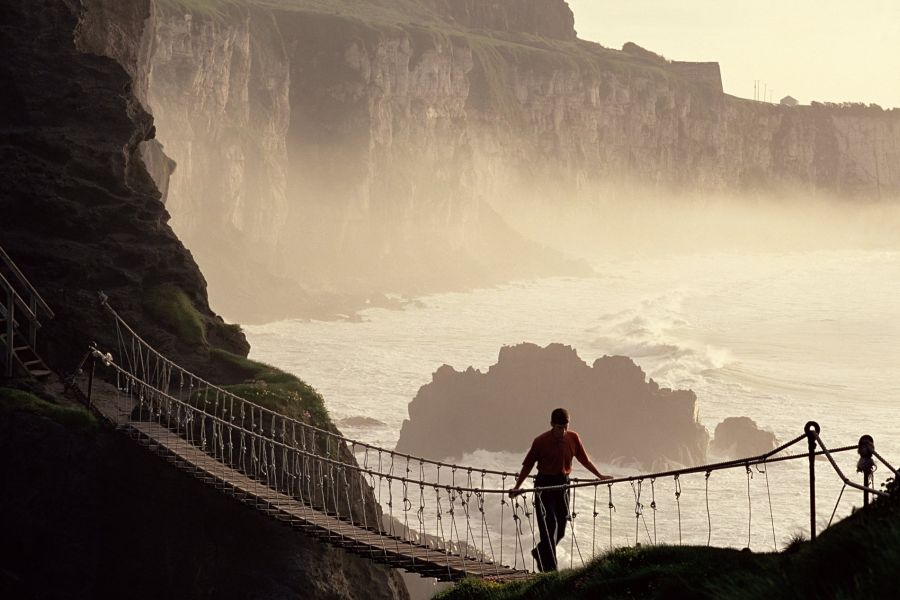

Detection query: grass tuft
(144, 284), (207, 346)
(209, 349), (331, 430)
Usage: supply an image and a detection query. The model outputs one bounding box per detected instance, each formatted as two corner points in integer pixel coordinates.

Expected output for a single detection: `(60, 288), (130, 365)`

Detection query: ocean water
(244, 250), (900, 567)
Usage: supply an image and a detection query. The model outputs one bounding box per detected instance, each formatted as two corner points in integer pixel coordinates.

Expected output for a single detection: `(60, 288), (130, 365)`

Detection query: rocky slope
(77, 0), (900, 322)
(0, 1), (406, 597)
(395, 343), (710, 470)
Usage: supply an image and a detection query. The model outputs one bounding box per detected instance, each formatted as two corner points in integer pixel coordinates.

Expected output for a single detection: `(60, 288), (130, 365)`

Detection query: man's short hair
(550, 408), (569, 425)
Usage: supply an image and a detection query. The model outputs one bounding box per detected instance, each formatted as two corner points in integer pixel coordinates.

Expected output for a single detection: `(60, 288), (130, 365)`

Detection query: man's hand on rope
(597, 474), (614, 482)
(508, 488), (525, 498)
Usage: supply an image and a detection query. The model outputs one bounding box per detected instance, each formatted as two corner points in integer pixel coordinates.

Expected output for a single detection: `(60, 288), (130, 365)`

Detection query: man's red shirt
(522, 430), (589, 476)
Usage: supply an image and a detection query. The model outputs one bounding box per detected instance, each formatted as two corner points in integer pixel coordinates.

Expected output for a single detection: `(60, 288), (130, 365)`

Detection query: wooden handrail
(0, 245), (54, 318)
(0, 271), (39, 325)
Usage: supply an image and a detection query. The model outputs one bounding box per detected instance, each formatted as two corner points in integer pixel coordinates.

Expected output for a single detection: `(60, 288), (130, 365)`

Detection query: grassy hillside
(438, 483), (900, 599)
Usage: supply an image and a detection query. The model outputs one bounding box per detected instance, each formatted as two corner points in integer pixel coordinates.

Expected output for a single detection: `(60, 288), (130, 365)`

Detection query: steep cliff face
(0, 0), (245, 374)
(80, 0), (900, 322)
(396, 343), (710, 470)
(0, 1), (407, 597)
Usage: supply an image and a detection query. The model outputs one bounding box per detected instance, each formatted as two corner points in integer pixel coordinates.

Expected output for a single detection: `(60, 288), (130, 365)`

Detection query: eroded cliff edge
(78, 0), (900, 322)
(0, 1), (406, 597)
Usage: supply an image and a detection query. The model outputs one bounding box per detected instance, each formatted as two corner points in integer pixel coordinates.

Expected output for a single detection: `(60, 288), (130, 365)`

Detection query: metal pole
(806, 421), (820, 542)
(857, 435), (875, 508)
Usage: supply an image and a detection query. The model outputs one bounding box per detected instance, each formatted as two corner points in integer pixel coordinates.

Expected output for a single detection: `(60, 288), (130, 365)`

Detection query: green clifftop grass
(135, 280), (333, 432)
(210, 349), (332, 431)
(438, 486), (900, 599)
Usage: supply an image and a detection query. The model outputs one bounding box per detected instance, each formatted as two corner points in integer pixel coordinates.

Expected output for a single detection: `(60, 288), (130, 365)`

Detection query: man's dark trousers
(533, 473), (570, 572)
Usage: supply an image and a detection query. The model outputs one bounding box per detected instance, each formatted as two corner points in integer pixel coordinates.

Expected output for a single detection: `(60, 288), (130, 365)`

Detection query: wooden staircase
(0, 245), (54, 379)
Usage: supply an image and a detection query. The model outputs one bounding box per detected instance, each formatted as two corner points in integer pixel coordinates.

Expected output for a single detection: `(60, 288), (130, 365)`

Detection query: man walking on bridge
(509, 407), (613, 572)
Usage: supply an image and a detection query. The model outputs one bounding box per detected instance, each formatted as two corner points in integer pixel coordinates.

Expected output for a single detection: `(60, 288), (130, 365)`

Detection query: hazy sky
(566, 0), (900, 108)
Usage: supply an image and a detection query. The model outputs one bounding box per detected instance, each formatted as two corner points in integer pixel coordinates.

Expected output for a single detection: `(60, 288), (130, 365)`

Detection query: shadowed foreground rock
(0, 405), (408, 600)
(396, 343), (709, 470)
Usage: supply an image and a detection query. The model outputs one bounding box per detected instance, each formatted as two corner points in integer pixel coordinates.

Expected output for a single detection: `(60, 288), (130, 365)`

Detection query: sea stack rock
(710, 417), (777, 459)
(396, 343), (709, 470)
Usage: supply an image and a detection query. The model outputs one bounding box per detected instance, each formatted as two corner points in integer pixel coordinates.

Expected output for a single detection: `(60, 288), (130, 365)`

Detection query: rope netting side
(111, 359), (886, 574)
(104, 300), (529, 484)
(107, 362), (518, 571)
(93, 301), (898, 576)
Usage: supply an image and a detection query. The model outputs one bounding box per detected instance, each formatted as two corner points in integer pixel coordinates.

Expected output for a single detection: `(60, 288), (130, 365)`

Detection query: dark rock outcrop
(396, 343), (709, 470)
(710, 416), (777, 459)
(0, 0), (245, 376)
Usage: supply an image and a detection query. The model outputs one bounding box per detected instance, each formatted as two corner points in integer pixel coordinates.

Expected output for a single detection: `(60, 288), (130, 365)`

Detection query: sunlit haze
(567, 0), (900, 108)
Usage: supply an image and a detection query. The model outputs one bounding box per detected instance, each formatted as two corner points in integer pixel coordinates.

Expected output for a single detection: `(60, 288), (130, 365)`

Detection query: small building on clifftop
(669, 61), (724, 93)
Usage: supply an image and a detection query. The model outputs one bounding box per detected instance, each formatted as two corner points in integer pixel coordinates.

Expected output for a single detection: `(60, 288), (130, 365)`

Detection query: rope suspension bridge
(73, 296), (898, 582)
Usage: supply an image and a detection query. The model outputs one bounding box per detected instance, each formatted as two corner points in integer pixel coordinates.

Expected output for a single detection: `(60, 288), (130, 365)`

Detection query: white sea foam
(245, 250), (900, 553)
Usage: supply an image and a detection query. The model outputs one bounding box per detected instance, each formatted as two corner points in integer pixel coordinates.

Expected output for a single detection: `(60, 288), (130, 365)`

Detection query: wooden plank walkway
(123, 419), (531, 582)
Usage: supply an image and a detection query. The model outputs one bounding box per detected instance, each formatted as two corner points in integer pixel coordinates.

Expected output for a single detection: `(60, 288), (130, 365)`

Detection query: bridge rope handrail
(516, 438), (859, 493)
(92, 307), (899, 575)
(98, 355), (864, 497)
(873, 450), (897, 475)
(103, 359), (518, 573)
(811, 430), (889, 498)
(99, 297), (877, 495)
(102, 295), (574, 481)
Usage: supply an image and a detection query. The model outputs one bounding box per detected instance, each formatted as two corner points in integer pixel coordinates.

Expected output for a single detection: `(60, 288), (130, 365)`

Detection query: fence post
(857, 435), (875, 508)
(805, 421), (820, 542)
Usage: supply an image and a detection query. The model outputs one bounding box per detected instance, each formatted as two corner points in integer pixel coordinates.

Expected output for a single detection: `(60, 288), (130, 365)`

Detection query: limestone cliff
(395, 343), (710, 470)
(0, 1), (407, 597)
(79, 0), (900, 324)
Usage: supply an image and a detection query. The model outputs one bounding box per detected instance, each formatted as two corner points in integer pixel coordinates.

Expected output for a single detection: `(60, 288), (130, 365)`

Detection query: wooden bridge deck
(123, 419), (531, 583)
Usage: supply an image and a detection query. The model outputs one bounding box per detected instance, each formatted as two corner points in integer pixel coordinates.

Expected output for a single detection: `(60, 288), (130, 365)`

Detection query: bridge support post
(805, 421), (820, 542)
(857, 435), (875, 508)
